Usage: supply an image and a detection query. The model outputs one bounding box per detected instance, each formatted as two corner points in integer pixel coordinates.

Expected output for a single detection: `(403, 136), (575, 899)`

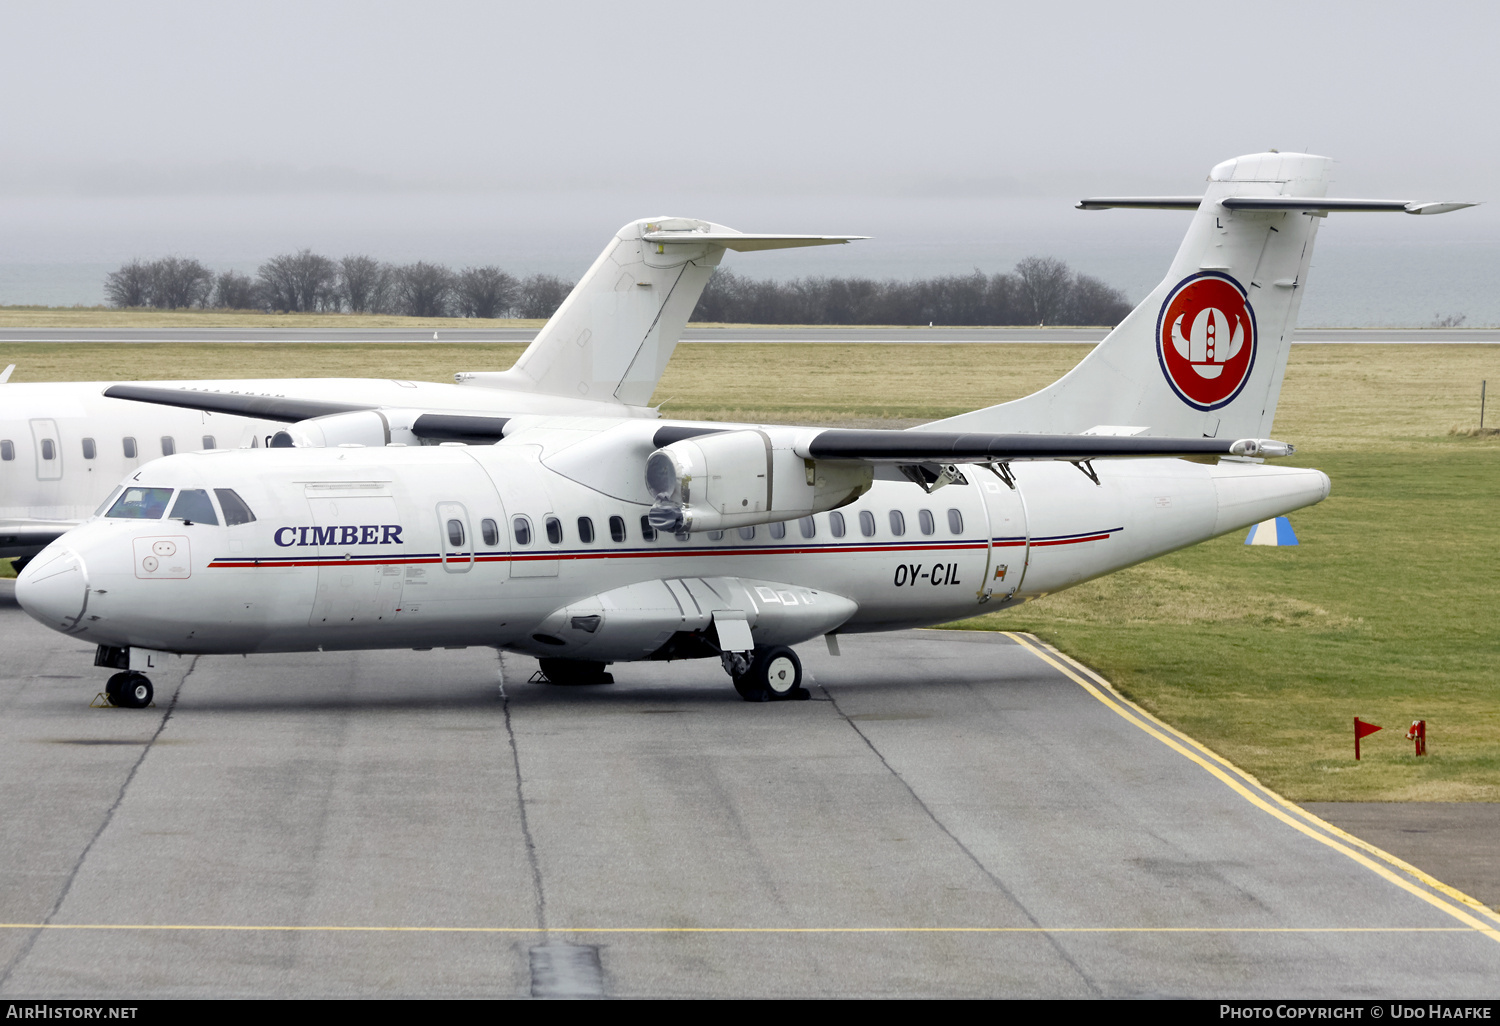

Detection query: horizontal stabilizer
(1076, 197), (1202, 211)
(1079, 196), (1476, 215)
(102, 385), (374, 423)
(798, 429), (1291, 463)
(640, 231), (867, 251)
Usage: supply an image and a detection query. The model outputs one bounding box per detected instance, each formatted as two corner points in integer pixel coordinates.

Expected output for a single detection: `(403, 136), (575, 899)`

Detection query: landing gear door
(978, 469), (1029, 601)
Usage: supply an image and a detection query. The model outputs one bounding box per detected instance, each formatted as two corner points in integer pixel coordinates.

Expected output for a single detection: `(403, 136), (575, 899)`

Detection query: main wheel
(537, 658), (614, 686)
(117, 673), (153, 709)
(732, 646), (803, 703)
(104, 672), (129, 706)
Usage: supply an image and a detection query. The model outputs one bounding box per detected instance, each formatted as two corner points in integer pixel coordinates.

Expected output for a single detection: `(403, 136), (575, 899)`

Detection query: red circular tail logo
(1156, 273), (1256, 409)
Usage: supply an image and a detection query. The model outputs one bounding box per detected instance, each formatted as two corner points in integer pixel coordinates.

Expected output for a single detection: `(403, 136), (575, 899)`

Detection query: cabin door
(303, 484), (404, 628)
(977, 470), (1030, 601)
(30, 419), (62, 481)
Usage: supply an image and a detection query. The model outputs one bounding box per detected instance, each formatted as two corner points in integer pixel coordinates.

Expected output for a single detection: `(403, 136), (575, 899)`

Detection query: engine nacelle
(287, 410), (422, 448)
(646, 428), (872, 532)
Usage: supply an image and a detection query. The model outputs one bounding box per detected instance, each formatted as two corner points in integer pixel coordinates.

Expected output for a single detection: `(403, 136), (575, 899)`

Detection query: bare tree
(149, 257), (216, 309)
(337, 255), (390, 314)
(515, 274), (574, 319)
(258, 250), (340, 312)
(104, 259), (155, 308)
(1014, 256), (1074, 326)
(391, 262), (454, 317)
(1066, 273), (1132, 326)
(213, 270), (260, 310)
(453, 266), (517, 319)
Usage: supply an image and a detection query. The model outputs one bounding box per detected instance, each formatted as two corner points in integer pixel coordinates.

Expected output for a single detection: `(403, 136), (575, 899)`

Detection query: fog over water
(2, 1), (1494, 325)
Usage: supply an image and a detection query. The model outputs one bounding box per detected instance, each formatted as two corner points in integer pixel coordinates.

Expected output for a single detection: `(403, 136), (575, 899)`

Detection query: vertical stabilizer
(461, 219), (862, 408)
(927, 153), (1335, 439)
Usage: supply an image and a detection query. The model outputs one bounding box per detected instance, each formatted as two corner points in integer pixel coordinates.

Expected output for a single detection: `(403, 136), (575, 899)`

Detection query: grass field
(3, 340), (1496, 801)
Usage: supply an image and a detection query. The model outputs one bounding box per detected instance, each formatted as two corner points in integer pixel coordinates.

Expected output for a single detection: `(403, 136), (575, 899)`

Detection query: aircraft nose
(16, 547), (90, 633)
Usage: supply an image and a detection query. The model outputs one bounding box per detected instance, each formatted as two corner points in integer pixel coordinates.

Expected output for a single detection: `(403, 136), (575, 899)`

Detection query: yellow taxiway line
(1001, 631), (1500, 945)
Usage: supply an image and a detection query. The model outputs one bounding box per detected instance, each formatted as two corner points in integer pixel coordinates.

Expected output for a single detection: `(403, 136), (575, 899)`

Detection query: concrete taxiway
(0, 582), (1496, 998)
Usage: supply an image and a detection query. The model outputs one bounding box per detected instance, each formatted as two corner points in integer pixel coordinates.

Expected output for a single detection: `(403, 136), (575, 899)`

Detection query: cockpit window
(94, 486), (123, 517)
(106, 487), (174, 519)
(214, 489), (257, 526)
(169, 488), (219, 525)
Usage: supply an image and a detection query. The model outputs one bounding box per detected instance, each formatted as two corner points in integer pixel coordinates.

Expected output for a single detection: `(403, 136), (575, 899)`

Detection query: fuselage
(17, 441), (1331, 660)
(0, 377), (648, 552)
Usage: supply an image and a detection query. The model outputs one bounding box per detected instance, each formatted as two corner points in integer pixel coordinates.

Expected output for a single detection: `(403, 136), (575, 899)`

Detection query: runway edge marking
(1003, 631), (1500, 944)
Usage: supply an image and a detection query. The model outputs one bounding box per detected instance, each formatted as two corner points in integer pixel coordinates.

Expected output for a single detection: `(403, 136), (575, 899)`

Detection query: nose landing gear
(103, 671), (154, 709)
(728, 646), (809, 703)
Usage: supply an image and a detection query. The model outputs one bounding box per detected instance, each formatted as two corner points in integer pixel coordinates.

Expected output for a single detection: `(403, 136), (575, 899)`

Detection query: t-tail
(457, 218), (865, 407)
(925, 152), (1474, 439)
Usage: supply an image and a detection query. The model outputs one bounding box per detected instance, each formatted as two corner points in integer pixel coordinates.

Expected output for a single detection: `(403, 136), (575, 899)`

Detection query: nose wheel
(730, 646), (808, 703)
(104, 672), (154, 709)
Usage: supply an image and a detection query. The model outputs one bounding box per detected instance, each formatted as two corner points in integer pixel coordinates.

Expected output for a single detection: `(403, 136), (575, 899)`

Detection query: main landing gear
(725, 646), (809, 703)
(103, 672), (154, 709)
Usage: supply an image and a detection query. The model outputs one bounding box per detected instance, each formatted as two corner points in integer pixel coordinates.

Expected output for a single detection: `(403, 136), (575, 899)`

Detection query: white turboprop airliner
(15, 153), (1474, 706)
(0, 221), (865, 564)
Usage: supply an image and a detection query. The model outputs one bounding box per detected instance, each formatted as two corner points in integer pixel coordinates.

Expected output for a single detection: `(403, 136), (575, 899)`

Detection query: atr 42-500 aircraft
(16, 153), (1474, 706)
(0, 222), (864, 565)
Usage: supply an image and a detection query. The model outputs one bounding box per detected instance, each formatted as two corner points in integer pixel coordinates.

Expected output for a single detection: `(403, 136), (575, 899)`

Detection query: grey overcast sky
(1, 0), (1496, 321)
(3, 0), (1496, 197)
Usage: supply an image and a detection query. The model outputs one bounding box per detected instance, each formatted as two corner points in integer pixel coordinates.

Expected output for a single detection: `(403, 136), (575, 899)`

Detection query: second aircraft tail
(460, 219), (863, 408)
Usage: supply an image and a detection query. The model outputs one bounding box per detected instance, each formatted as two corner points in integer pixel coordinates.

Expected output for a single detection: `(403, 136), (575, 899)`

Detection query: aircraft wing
(2, 518), (81, 558)
(102, 385), (375, 422)
(795, 428), (1291, 462)
(102, 384), (516, 445)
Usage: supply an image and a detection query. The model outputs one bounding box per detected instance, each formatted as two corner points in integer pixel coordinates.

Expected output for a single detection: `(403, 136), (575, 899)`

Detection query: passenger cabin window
(447, 519), (465, 547)
(160, 436), (175, 456)
(859, 511), (876, 537)
(122, 437), (137, 459)
(545, 517), (563, 545)
(609, 515), (626, 543)
(738, 526), (756, 541)
(81, 438), (96, 460)
(481, 518), (499, 546)
(948, 509), (963, 534)
(919, 509), (935, 535)
(169, 488), (219, 525)
(214, 489), (257, 526)
(577, 517), (595, 543)
(0, 440), (13, 461)
(40, 439), (55, 460)
(639, 516), (657, 542)
(512, 516), (533, 545)
(707, 530), (724, 541)
(828, 511), (845, 538)
(889, 510), (906, 536)
(799, 516), (816, 539)
(769, 522), (786, 540)
(107, 487), (173, 519)
(202, 435), (216, 450)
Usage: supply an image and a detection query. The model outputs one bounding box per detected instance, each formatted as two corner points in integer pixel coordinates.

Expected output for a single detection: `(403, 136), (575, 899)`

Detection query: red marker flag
(1355, 718), (1383, 760)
